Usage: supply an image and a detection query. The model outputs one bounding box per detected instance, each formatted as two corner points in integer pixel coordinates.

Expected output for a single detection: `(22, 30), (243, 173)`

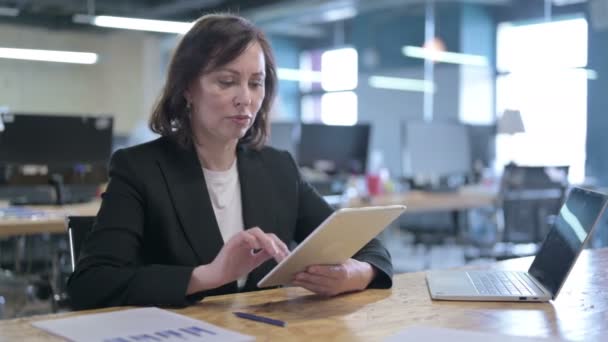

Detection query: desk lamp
(498, 109), (525, 135)
(498, 109), (525, 166)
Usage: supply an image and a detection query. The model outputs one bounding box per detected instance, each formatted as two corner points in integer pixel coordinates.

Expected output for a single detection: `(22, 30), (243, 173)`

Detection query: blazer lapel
(157, 140), (224, 264)
(237, 147), (280, 288)
(237, 146), (277, 234)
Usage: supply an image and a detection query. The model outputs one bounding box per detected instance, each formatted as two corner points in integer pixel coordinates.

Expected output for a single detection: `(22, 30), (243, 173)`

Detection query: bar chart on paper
(31, 307), (254, 342)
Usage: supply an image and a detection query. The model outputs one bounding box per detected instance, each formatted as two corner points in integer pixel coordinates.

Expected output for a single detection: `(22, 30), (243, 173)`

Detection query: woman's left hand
(291, 259), (377, 296)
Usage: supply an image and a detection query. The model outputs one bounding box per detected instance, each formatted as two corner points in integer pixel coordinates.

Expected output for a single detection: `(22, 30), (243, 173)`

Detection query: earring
(186, 101), (192, 116)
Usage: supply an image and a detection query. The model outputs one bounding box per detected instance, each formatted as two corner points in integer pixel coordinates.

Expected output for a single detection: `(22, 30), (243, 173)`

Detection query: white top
(202, 158), (247, 289)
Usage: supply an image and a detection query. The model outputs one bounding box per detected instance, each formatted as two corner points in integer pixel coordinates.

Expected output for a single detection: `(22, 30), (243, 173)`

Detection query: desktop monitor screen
(0, 113), (113, 166)
(402, 121), (472, 177)
(298, 123), (370, 175)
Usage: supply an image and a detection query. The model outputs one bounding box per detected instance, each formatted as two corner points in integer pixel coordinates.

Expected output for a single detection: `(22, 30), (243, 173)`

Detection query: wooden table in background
(346, 187), (497, 213)
(0, 200), (100, 238)
(1, 248), (606, 341)
(346, 187), (498, 241)
(0, 187), (497, 239)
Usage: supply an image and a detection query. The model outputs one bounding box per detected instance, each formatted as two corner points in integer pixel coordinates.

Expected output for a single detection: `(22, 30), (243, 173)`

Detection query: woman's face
(186, 42), (266, 145)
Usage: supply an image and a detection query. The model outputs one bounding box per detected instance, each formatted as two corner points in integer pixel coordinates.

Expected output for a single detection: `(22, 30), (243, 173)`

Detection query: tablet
(257, 205), (406, 288)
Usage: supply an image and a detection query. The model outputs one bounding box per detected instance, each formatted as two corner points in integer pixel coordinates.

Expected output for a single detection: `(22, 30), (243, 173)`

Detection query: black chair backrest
(501, 164), (569, 191)
(500, 165), (569, 243)
(66, 216), (95, 271)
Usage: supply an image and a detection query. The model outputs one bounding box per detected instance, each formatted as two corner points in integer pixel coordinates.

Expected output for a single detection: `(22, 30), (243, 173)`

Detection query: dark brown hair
(149, 13), (277, 149)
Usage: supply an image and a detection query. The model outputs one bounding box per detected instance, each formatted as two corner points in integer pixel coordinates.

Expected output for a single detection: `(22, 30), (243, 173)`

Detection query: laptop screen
(529, 187), (608, 297)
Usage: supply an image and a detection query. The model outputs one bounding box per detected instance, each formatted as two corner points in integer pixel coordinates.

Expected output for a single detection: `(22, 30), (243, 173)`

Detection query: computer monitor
(401, 121), (472, 178)
(0, 113), (113, 165)
(268, 121), (298, 158)
(298, 123), (370, 175)
(0, 113), (113, 204)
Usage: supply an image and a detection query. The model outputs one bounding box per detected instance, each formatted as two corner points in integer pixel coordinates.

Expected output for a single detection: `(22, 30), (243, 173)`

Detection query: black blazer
(67, 137), (392, 309)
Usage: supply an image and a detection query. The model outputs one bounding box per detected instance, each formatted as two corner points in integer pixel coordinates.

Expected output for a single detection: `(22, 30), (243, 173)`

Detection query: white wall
(0, 23), (166, 134)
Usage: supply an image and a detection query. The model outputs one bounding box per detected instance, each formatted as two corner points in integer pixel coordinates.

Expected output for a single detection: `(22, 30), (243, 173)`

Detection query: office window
(497, 18), (587, 72)
(300, 47), (358, 126)
(321, 47), (358, 92)
(300, 94), (321, 123)
(321, 91), (357, 126)
(495, 17), (588, 184)
(298, 50), (323, 93)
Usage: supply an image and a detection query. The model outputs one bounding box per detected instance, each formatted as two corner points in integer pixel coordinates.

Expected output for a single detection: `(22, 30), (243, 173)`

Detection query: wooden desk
(0, 201), (100, 238)
(0, 187), (496, 239)
(2, 248), (606, 341)
(346, 188), (496, 213)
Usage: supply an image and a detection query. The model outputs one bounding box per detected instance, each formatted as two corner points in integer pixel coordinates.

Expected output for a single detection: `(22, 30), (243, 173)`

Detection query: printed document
(32, 307), (254, 342)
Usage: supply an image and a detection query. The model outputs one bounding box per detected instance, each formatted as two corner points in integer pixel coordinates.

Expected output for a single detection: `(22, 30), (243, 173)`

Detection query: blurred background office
(1, 0), (608, 319)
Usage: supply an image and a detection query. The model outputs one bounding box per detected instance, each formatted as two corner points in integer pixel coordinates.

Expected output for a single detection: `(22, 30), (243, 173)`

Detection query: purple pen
(233, 312), (287, 327)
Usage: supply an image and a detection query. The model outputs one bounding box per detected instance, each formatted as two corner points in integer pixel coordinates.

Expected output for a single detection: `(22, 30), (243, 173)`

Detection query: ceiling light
(73, 14), (193, 34)
(322, 7), (357, 22)
(402, 46), (489, 67)
(423, 37), (446, 53)
(0, 7), (19, 16)
(277, 68), (323, 82)
(0, 47), (98, 64)
(552, 0), (587, 5)
(368, 76), (435, 93)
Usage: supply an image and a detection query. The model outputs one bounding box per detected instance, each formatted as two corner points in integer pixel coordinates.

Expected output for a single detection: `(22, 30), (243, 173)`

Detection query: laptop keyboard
(467, 271), (542, 296)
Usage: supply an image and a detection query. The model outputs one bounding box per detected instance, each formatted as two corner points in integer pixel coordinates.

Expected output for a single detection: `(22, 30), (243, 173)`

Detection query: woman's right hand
(187, 227), (289, 294)
(211, 227), (290, 284)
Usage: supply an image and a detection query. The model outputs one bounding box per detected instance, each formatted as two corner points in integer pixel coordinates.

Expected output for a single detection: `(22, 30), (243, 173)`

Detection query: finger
(267, 241), (286, 264)
(239, 231), (261, 250)
(294, 271), (334, 288)
(245, 228), (274, 254)
(247, 229), (289, 263)
(307, 265), (347, 280)
(261, 236), (280, 258)
(248, 228), (280, 257)
(268, 234), (290, 260)
(273, 249), (287, 263)
(268, 233), (289, 253)
(250, 248), (273, 266)
(291, 280), (334, 296)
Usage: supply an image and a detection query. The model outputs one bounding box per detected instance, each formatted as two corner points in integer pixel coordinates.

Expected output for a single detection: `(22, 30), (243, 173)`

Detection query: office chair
(399, 211), (460, 247)
(499, 165), (568, 244)
(50, 216), (95, 311)
(66, 216), (95, 271)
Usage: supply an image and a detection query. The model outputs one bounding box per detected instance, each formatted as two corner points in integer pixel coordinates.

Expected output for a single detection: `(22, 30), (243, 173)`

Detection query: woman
(67, 13), (392, 309)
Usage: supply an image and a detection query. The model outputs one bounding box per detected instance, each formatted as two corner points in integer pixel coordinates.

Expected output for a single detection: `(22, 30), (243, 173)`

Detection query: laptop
(426, 187), (608, 302)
